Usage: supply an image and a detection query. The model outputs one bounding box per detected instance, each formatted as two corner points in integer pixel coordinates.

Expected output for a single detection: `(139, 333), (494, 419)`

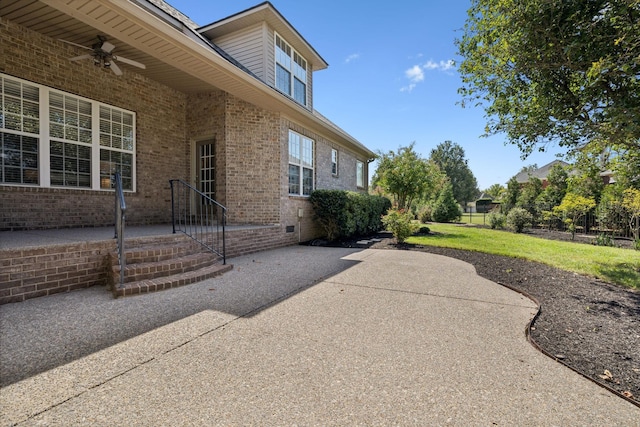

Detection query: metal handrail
(114, 172), (126, 287)
(169, 179), (227, 265)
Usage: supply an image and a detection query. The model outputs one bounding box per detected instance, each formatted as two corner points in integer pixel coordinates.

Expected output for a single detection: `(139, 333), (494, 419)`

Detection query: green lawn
(407, 223), (640, 289)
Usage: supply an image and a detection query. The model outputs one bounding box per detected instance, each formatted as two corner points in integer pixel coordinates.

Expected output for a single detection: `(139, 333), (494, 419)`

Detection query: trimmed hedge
(310, 190), (391, 241)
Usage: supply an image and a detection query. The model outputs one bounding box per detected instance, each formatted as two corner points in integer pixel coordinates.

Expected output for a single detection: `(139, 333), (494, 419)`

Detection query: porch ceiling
(1, 0), (375, 158)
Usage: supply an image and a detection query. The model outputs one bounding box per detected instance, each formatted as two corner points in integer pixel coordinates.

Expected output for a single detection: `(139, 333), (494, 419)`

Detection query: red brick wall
(0, 241), (114, 304)
(0, 18), (188, 230)
(224, 96), (281, 224)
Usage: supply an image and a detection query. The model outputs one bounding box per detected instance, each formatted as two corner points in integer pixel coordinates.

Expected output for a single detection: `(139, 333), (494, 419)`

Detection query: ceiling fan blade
(69, 54), (93, 62)
(109, 61), (123, 76)
(59, 39), (92, 50)
(113, 55), (146, 69)
(101, 41), (116, 53)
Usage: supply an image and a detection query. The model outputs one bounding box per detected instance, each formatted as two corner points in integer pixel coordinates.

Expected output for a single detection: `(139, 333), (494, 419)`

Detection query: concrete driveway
(1, 246), (638, 425)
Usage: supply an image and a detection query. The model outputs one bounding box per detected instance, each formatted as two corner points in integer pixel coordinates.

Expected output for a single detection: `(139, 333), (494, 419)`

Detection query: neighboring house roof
(3, 0), (374, 159)
(514, 160), (570, 184)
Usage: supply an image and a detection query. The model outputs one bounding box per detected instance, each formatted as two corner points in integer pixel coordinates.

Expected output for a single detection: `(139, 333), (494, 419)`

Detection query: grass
(406, 223), (640, 289)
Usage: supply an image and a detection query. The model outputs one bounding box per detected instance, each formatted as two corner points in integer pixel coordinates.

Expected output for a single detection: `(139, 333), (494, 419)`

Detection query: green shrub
(593, 233), (615, 247)
(346, 192), (391, 236)
(634, 239), (640, 251)
(416, 225), (431, 235)
(310, 190), (391, 241)
(417, 204), (433, 223)
(382, 209), (419, 243)
(506, 207), (533, 233)
(487, 211), (506, 229)
(431, 184), (461, 223)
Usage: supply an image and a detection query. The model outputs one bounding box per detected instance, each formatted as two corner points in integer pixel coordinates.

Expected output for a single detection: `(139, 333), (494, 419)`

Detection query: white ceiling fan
(60, 35), (146, 76)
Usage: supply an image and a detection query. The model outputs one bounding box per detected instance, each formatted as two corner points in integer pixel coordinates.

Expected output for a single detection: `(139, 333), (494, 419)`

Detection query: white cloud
(345, 53), (360, 64)
(405, 65), (424, 83)
(400, 59), (455, 92)
(424, 59), (455, 71)
(400, 84), (416, 93)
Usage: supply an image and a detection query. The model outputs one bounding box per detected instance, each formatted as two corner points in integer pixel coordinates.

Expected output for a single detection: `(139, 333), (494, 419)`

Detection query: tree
(502, 177), (521, 212)
(622, 188), (640, 241)
(485, 183), (505, 200)
(372, 143), (438, 210)
(456, 0), (640, 158)
(517, 177), (543, 220)
(553, 193), (597, 239)
(567, 154), (605, 202)
(429, 141), (479, 209)
(538, 162), (568, 209)
(431, 182), (461, 223)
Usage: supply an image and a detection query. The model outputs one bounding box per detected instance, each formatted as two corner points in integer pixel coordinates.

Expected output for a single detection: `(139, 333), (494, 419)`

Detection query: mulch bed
(311, 228), (640, 405)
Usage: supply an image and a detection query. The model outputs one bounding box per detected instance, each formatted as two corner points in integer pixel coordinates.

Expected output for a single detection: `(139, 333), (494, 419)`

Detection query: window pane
(293, 78), (306, 105)
(0, 132), (39, 185)
(357, 161), (364, 187)
(331, 149), (338, 175)
(50, 140), (91, 188)
(293, 52), (306, 80)
(51, 92), (91, 145)
(276, 64), (291, 95)
(301, 137), (313, 168)
(303, 167), (313, 195)
(288, 164), (300, 195)
(288, 131), (300, 163)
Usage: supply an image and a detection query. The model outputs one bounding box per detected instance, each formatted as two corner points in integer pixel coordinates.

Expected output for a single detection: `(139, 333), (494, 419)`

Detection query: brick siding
(0, 241), (114, 304)
(1, 18), (188, 230)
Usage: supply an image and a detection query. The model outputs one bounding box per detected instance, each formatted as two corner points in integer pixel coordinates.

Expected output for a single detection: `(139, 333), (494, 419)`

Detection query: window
(275, 34), (307, 106)
(1, 74), (135, 190)
(331, 148), (338, 176)
(356, 160), (364, 188)
(0, 78), (39, 185)
(288, 130), (313, 196)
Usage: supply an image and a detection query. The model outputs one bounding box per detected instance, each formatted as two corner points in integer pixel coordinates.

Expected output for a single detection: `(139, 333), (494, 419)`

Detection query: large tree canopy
(456, 0), (640, 156)
(429, 141), (479, 207)
(372, 143), (440, 210)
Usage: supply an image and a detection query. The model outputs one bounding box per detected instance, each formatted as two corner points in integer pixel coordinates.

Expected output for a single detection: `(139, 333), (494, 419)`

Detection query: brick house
(0, 0), (375, 244)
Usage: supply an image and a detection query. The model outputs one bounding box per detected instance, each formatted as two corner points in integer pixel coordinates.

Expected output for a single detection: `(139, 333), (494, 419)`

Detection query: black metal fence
(504, 202), (634, 239)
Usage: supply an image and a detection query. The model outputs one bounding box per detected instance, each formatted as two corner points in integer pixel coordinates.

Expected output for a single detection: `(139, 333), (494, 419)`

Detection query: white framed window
(0, 73), (135, 191)
(275, 33), (307, 106)
(288, 130), (313, 196)
(356, 160), (364, 188)
(331, 148), (338, 176)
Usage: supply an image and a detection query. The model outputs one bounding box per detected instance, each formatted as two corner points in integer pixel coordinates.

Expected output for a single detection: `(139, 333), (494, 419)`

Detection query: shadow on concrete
(0, 245), (363, 387)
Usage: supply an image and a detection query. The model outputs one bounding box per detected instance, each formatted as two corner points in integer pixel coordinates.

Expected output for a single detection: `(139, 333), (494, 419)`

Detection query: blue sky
(168, 0), (564, 190)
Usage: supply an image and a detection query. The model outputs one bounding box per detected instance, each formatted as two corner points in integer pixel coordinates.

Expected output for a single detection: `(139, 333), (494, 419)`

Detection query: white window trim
(274, 32), (308, 107)
(288, 129), (314, 196)
(0, 73), (136, 192)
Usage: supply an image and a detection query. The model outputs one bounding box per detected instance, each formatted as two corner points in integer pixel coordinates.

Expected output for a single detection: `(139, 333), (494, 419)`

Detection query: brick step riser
(112, 264), (233, 297)
(124, 243), (206, 264)
(112, 255), (219, 284)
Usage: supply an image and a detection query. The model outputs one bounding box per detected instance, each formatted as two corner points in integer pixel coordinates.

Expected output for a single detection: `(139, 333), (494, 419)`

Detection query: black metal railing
(169, 179), (227, 264)
(114, 172), (127, 287)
